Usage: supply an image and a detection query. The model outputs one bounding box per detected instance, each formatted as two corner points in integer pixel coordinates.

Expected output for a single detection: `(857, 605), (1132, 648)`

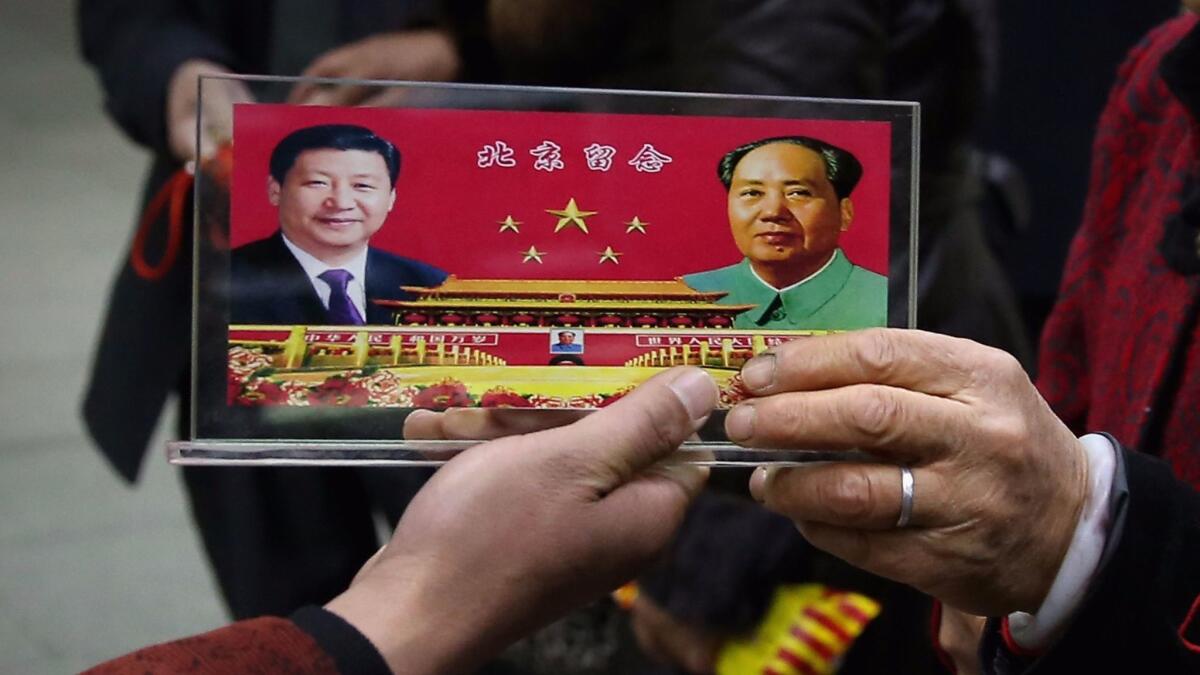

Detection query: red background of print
(229, 104), (892, 278)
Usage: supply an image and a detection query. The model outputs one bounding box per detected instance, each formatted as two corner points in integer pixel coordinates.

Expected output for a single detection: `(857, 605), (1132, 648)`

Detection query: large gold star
(625, 216), (649, 234)
(521, 246), (546, 264)
(598, 246), (623, 265)
(547, 198), (597, 234)
(498, 215), (522, 233)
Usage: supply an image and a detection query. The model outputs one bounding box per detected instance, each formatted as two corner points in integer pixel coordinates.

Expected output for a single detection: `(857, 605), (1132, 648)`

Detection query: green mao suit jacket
(683, 250), (886, 330)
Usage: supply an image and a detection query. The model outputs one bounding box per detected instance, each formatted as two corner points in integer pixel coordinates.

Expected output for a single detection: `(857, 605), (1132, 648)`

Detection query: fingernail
(405, 409), (435, 423)
(725, 404), (756, 442)
(666, 368), (717, 422)
(402, 408), (435, 434)
(740, 353), (776, 391)
(749, 466), (769, 502)
(651, 462), (710, 497)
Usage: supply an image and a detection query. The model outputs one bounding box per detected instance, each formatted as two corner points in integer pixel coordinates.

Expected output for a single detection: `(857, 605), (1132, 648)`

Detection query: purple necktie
(318, 269), (365, 325)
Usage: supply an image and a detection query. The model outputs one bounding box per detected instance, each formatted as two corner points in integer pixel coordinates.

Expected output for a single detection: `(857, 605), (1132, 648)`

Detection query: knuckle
(975, 347), (1025, 384)
(992, 349), (1025, 377)
(757, 397), (808, 448)
(846, 387), (902, 442)
(856, 329), (899, 378)
(819, 467), (876, 520)
(989, 415), (1029, 449)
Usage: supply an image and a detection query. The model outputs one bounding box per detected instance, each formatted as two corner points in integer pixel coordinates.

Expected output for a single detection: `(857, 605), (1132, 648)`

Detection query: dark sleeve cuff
(291, 606), (392, 675)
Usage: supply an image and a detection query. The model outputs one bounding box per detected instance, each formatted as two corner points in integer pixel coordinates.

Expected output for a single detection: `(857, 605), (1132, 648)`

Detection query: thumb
(527, 367), (716, 489)
(503, 367), (715, 575)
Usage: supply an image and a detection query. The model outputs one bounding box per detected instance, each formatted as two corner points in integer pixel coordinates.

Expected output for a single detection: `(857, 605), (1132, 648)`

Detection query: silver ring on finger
(896, 465), (915, 528)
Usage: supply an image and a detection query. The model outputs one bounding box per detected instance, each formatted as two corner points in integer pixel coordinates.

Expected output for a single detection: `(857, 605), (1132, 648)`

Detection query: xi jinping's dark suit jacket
(230, 232), (446, 326)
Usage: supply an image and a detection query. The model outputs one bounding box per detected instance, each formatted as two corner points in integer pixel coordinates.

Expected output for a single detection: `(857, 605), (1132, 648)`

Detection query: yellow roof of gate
(400, 276), (725, 299)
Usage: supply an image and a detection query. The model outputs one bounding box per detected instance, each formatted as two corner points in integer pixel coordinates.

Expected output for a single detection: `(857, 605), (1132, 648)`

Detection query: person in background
(79, 0), (461, 620)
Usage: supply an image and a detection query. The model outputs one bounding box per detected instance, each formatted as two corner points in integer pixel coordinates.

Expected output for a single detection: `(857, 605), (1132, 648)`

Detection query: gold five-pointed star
(625, 216), (649, 234)
(498, 215), (522, 233)
(598, 246), (623, 264)
(547, 198), (598, 233)
(521, 246), (546, 264)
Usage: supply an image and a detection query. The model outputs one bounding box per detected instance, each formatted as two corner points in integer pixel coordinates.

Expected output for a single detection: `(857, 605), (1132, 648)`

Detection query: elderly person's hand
(730, 329), (1089, 618)
(326, 367), (716, 675)
(166, 59), (253, 164)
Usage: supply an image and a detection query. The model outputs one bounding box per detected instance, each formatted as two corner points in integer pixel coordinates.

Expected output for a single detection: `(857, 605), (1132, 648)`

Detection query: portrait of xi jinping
(230, 123), (446, 326)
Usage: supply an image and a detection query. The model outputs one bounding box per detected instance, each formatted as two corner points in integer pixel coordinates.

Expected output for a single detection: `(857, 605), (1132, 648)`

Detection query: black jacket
(78, 0), (439, 481)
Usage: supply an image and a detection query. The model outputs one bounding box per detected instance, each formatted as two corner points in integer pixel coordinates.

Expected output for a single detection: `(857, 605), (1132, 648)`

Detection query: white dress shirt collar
(281, 235), (369, 319)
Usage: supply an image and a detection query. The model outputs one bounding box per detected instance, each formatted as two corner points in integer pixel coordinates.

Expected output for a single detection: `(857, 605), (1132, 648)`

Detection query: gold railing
(623, 335), (769, 369)
(230, 327), (507, 370)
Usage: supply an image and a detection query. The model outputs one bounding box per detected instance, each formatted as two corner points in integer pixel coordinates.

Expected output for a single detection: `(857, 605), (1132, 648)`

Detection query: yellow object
(625, 216), (650, 233)
(548, 197), (598, 233)
(612, 582), (640, 611)
(716, 584), (880, 675)
(521, 246), (545, 264)
(598, 245), (624, 264)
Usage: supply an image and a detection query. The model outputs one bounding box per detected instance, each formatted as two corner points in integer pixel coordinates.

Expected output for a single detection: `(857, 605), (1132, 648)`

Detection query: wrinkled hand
(287, 29), (460, 107)
(326, 367), (716, 675)
(166, 59), (253, 164)
(731, 329), (1088, 617)
(630, 596), (723, 675)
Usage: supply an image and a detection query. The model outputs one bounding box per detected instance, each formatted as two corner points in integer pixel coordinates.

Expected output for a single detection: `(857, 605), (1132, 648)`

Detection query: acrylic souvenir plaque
(172, 75), (918, 466)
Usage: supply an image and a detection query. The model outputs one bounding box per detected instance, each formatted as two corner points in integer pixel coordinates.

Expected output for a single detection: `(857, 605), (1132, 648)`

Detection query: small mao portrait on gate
(221, 99), (903, 413)
(550, 329), (584, 354)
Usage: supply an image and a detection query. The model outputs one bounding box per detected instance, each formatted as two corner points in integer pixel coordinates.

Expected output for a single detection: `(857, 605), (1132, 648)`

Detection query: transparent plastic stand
(169, 440), (876, 467)
(181, 75), (918, 466)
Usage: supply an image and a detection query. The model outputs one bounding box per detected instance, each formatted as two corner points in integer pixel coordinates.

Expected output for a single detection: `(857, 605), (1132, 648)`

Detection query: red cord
(1181, 591), (1200, 653)
(129, 169), (192, 281)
